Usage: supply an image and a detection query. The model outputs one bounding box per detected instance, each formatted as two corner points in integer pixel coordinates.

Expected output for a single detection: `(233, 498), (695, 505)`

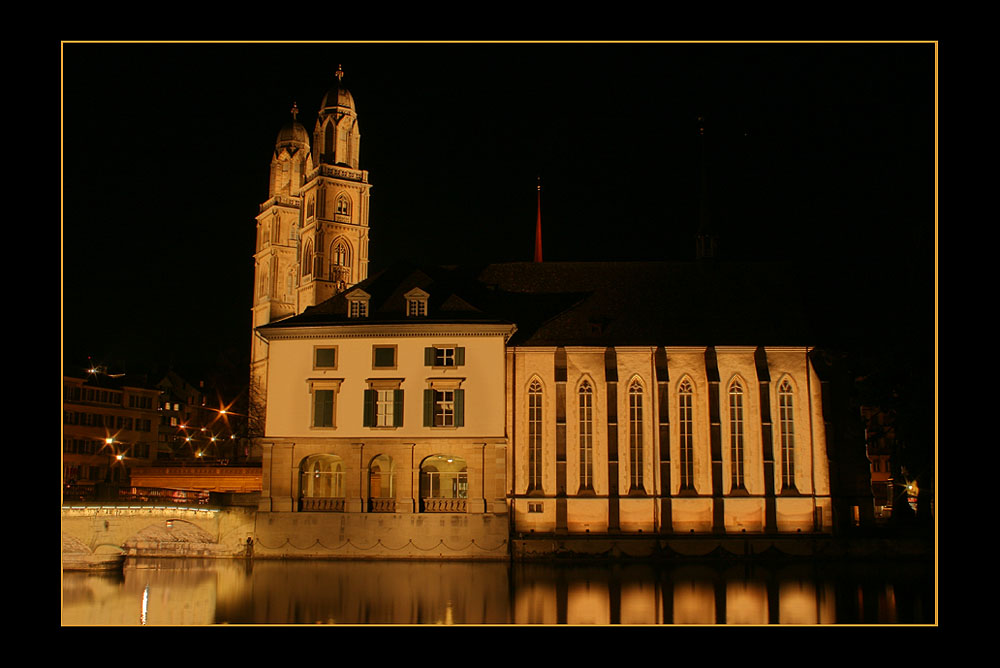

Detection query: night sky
(61, 42), (935, 383)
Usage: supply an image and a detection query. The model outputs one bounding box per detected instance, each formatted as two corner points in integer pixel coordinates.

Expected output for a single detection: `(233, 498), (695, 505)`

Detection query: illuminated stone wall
(509, 345), (832, 535)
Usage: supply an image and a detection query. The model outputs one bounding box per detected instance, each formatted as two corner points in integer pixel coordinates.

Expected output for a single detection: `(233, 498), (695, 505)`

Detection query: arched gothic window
(335, 193), (351, 217)
(628, 379), (644, 491)
(778, 379), (796, 490)
(258, 266), (269, 301)
(302, 241), (313, 277)
(579, 380), (594, 491)
(332, 241), (349, 267)
(286, 268), (296, 302)
(679, 378), (694, 490)
(729, 378), (745, 490)
(528, 379), (543, 492)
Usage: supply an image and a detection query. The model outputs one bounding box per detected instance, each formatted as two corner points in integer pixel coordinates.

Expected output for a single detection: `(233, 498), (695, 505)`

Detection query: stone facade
(250, 72), (836, 558)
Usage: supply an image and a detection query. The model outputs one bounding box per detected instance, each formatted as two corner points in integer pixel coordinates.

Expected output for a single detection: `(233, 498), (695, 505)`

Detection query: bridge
(61, 496), (257, 563)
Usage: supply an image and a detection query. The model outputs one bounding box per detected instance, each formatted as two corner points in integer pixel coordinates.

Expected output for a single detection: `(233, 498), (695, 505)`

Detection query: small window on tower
(335, 193), (351, 217)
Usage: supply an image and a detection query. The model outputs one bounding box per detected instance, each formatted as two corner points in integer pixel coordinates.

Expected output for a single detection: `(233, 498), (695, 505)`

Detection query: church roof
(260, 260), (818, 347)
(473, 261), (814, 347)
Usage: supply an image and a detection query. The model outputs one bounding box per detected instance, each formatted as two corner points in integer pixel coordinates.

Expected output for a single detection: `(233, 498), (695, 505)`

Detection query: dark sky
(61, 42), (935, 382)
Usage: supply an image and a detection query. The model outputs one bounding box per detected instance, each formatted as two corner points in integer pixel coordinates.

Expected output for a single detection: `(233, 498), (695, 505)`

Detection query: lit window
(679, 378), (694, 490)
(423, 382), (465, 429)
(729, 378), (745, 491)
(528, 379), (543, 492)
(433, 390), (455, 427)
(364, 384), (403, 428)
(579, 380), (594, 491)
(629, 379), (644, 492)
(779, 379), (796, 490)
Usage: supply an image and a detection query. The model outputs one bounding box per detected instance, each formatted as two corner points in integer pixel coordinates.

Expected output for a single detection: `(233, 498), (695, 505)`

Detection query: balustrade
(300, 497), (345, 512)
(368, 498), (396, 513)
(423, 498), (467, 513)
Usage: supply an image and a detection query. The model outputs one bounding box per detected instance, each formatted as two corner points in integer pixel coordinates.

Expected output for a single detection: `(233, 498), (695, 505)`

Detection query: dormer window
(404, 287), (429, 317)
(345, 288), (371, 318)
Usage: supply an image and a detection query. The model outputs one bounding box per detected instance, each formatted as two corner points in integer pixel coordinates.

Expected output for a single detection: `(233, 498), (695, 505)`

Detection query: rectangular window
(364, 386), (403, 428)
(434, 390), (454, 427)
(314, 347), (337, 369)
(314, 389), (335, 428)
(407, 299), (426, 317)
(424, 346), (465, 367)
(423, 387), (464, 428)
(372, 345), (396, 369)
(349, 300), (368, 318)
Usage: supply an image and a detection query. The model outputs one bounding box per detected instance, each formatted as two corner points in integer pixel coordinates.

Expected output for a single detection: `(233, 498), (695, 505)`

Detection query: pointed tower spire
(534, 177), (543, 263)
(696, 114), (717, 260)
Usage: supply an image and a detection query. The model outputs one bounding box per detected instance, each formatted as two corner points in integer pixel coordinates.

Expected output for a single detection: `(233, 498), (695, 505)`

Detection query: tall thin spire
(696, 114), (717, 260)
(534, 177), (543, 263)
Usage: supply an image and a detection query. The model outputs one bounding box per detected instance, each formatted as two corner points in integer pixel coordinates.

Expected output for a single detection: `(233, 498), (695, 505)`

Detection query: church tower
(297, 65), (372, 309)
(251, 67), (372, 407)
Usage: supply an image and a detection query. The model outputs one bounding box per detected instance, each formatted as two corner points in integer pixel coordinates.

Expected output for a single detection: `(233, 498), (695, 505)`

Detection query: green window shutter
(314, 389), (334, 427)
(424, 347), (435, 366)
(363, 389), (375, 427)
(454, 388), (465, 427)
(455, 347), (465, 366)
(393, 389), (404, 427)
(423, 389), (434, 427)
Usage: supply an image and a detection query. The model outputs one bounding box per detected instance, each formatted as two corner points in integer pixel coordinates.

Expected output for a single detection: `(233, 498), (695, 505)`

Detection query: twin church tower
(251, 67), (371, 398)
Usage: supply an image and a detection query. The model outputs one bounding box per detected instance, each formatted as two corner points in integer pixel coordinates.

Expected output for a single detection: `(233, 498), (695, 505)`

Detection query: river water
(61, 557), (935, 625)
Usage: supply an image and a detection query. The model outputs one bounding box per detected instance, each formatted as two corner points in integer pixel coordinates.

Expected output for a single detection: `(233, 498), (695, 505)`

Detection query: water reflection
(61, 557), (934, 625)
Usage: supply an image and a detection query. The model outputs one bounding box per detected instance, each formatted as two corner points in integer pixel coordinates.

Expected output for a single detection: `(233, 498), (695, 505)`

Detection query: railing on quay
(63, 483), (210, 506)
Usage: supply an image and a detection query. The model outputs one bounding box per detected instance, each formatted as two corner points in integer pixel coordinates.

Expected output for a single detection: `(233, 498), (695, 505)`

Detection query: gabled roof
(258, 262), (514, 330)
(259, 259), (817, 348)
(474, 261), (815, 347)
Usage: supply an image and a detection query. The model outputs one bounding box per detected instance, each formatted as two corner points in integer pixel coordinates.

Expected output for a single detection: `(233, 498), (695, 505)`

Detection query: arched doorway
(299, 454), (345, 511)
(368, 454), (396, 512)
(419, 454), (467, 513)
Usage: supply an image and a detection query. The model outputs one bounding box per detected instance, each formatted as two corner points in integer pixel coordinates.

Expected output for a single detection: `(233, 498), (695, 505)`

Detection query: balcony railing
(368, 498), (396, 513)
(300, 497), (345, 512)
(422, 498), (467, 513)
(63, 484), (210, 505)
